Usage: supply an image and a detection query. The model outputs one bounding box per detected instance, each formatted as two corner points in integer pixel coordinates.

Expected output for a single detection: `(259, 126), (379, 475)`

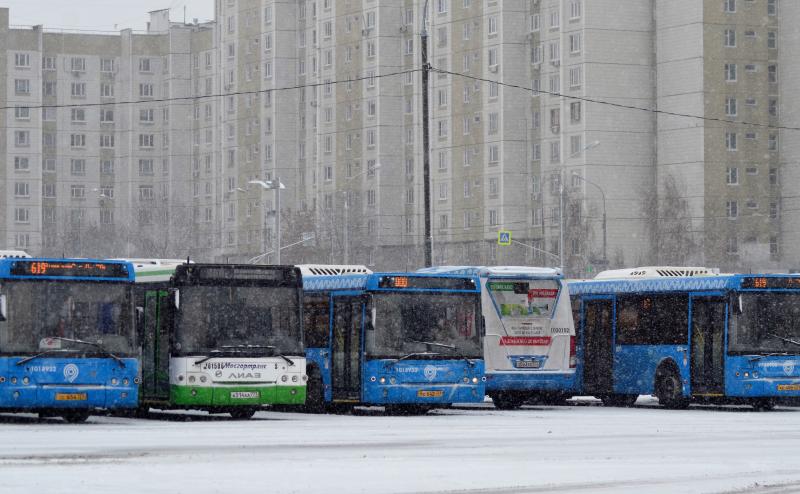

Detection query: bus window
(488, 279), (559, 318)
(616, 295), (688, 345)
(304, 297), (330, 348)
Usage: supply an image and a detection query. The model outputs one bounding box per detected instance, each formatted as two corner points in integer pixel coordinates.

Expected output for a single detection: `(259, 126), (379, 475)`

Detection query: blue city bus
(569, 267), (800, 409)
(419, 266), (577, 408)
(300, 265), (485, 413)
(0, 258), (139, 422)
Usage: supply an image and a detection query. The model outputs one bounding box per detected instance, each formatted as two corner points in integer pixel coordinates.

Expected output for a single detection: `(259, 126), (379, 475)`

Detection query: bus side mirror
(135, 306), (144, 326)
(171, 289), (180, 310)
(365, 297), (375, 331)
(731, 295), (743, 315)
(0, 295), (7, 321)
(480, 316), (486, 338)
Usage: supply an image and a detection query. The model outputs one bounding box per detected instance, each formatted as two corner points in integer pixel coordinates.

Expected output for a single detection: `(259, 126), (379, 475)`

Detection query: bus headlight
(199, 376), (207, 383)
(177, 375), (185, 382)
(188, 375), (196, 383)
(389, 377), (396, 385)
(752, 371), (759, 379)
(302, 375), (308, 382)
(111, 378), (118, 386)
(291, 375), (298, 382)
(134, 377), (141, 384)
(463, 377), (469, 383)
(10, 377), (17, 384)
(22, 377), (29, 385)
(123, 378), (129, 386)
(281, 375), (288, 382)
(0, 377), (5, 383)
(379, 377), (386, 384)
(472, 377), (479, 384)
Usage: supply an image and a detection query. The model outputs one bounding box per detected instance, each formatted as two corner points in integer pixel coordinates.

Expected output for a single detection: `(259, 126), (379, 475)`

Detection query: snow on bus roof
(418, 265), (562, 278)
(113, 258), (187, 283)
(0, 250), (31, 259)
(593, 266), (719, 280)
(297, 264), (373, 276)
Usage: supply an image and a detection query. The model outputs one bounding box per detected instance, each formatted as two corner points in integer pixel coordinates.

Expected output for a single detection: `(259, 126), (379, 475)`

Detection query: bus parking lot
(2, 400), (800, 494)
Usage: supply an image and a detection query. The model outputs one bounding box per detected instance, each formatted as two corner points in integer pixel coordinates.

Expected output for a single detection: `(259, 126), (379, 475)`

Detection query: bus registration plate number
(514, 360), (540, 369)
(778, 384), (800, 391)
(231, 391), (260, 399)
(55, 393), (87, 401)
(417, 390), (443, 398)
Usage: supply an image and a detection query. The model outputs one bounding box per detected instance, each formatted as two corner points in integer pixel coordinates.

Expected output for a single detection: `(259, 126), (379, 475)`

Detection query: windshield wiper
(385, 351), (441, 366)
(748, 352), (792, 361)
(195, 345), (295, 366)
(409, 340), (476, 366)
(768, 333), (800, 348)
(17, 337), (126, 368)
(15, 348), (71, 366)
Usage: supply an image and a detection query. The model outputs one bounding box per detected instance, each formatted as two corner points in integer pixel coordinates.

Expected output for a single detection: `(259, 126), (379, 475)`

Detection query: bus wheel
(61, 410), (91, 423)
(304, 369), (326, 414)
(490, 392), (523, 410)
(600, 394), (638, 407)
(229, 407), (257, 420)
(752, 399), (776, 411)
(655, 369), (689, 409)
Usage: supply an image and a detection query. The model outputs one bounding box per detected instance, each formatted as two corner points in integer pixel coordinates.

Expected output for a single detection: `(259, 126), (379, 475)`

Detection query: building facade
(0, 0), (794, 273)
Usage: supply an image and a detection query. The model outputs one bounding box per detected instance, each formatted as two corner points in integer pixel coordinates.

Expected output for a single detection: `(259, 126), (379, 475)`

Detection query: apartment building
(1, 0), (795, 273)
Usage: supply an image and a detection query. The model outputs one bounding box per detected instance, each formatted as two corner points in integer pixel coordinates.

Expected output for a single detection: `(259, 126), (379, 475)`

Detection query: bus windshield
(0, 280), (134, 355)
(174, 286), (302, 356)
(729, 292), (800, 354)
(367, 293), (482, 359)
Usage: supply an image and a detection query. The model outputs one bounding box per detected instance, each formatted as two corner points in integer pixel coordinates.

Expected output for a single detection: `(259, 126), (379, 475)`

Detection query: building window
(488, 15), (497, 36)
(14, 182), (30, 198)
(725, 97), (737, 117)
(569, 66), (583, 88)
(13, 157), (29, 172)
(767, 31), (777, 49)
(769, 98), (778, 117)
(71, 82), (86, 97)
(570, 102), (581, 123)
(570, 0), (582, 19)
(70, 159), (86, 176)
(139, 159), (154, 176)
(727, 200), (738, 219)
(69, 133), (85, 148)
(70, 108), (86, 122)
(489, 209), (499, 226)
(726, 167), (738, 185)
(438, 182), (448, 201)
(42, 56), (56, 70)
(769, 167), (779, 186)
(139, 134), (155, 148)
(768, 65), (778, 83)
(569, 33), (582, 54)
(767, 0), (776, 15)
(724, 0), (736, 13)
(70, 185), (86, 199)
(724, 29), (736, 47)
(727, 236), (738, 255)
(725, 63), (737, 82)
(70, 57), (86, 72)
(489, 145), (500, 164)
(14, 79), (30, 95)
(725, 132), (737, 151)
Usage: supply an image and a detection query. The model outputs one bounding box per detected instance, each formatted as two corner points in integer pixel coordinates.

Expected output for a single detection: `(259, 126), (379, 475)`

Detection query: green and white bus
(131, 260), (306, 419)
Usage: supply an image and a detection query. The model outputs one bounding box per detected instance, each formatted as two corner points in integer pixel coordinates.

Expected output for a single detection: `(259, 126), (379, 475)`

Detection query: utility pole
(421, 0), (433, 267)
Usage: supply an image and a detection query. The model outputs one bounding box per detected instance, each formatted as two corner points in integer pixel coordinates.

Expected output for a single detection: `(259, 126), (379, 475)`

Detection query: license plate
(231, 391), (260, 399)
(55, 393), (87, 401)
(417, 390), (444, 398)
(778, 384), (800, 391)
(515, 360), (540, 369)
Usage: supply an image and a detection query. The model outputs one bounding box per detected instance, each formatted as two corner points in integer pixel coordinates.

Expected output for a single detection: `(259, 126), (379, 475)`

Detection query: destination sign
(179, 265), (297, 284)
(741, 277), (800, 289)
(10, 260), (129, 279)
(378, 276), (476, 290)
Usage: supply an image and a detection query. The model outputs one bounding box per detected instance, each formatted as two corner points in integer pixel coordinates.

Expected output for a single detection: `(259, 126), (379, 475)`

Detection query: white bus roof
(0, 250), (31, 259)
(297, 264), (373, 276)
(419, 265), (562, 278)
(593, 266), (719, 280)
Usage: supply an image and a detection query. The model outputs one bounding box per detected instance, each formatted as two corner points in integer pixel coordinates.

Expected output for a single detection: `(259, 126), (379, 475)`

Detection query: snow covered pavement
(2, 402), (800, 494)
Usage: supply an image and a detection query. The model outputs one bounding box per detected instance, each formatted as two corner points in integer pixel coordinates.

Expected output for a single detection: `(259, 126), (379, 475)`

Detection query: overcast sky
(2, 1), (215, 31)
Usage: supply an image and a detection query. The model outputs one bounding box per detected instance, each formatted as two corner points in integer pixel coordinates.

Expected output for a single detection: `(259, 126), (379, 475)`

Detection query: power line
(432, 67), (800, 132)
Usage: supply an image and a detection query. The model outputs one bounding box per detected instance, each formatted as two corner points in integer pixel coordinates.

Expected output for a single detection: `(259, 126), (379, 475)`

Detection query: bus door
(141, 290), (171, 400)
(690, 296), (726, 395)
(331, 296), (364, 401)
(582, 297), (614, 395)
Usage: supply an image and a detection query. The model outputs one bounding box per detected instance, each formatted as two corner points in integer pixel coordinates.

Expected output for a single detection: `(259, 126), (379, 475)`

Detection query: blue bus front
(362, 274), (485, 407)
(0, 259), (139, 421)
(725, 276), (800, 402)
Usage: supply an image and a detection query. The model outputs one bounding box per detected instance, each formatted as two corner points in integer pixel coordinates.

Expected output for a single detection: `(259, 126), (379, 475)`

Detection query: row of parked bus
(0, 252), (799, 422)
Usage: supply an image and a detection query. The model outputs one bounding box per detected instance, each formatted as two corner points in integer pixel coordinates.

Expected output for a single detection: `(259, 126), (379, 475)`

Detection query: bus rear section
(301, 266), (485, 413)
(0, 258), (139, 422)
(135, 263), (306, 418)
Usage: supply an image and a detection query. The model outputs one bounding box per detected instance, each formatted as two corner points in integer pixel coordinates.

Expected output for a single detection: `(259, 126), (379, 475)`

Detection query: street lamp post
(249, 179), (286, 264)
(571, 172), (607, 265)
(421, 0), (433, 267)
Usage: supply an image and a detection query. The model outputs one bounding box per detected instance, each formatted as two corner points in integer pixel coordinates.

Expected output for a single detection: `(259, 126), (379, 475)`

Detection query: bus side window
(304, 297), (330, 348)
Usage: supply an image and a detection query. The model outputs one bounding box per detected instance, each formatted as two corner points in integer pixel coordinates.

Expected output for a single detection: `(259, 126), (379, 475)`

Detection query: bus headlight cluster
(379, 377), (386, 384)
(281, 375), (288, 382)
(291, 375), (298, 383)
(123, 378), (129, 386)
(10, 377), (17, 384)
(188, 375), (196, 384)
(111, 378), (119, 386)
(199, 376), (207, 383)
(22, 377), (29, 385)
(302, 375), (308, 382)
(463, 377), (469, 383)
(472, 377), (479, 384)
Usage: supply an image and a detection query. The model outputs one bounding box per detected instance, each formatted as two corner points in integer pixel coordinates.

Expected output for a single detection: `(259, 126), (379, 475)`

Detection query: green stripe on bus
(170, 384), (306, 406)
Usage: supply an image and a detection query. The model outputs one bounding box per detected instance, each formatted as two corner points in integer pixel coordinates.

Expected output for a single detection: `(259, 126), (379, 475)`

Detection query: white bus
(419, 266), (577, 409)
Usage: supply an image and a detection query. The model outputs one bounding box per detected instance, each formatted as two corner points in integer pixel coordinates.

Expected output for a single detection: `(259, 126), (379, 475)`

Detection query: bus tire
(752, 399), (775, 411)
(61, 410), (91, 423)
(229, 407), (257, 420)
(304, 368), (326, 414)
(655, 367), (689, 409)
(600, 394), (638, 407)
(490, 392), (523, 410)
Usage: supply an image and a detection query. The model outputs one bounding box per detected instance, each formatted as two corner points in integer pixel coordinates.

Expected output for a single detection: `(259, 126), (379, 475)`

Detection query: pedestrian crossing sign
(498, 230), (511, 246)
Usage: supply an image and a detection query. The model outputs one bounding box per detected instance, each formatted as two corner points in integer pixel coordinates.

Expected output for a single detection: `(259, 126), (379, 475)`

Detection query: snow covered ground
(2, 399), (800, 494)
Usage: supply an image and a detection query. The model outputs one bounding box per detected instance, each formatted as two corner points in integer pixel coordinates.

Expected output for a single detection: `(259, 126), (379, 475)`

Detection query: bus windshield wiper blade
(767, 333), (800, 348)
(196, 346), (294, 366)
(35, 337), (127, 368)
(386, 352), (441, 365)
(222, 345), (294, 365)
(195, 349), (225, 365)
(749, 351), (793, 361)
(409, 339), (456, 350)
(15, 348), (71, 366)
